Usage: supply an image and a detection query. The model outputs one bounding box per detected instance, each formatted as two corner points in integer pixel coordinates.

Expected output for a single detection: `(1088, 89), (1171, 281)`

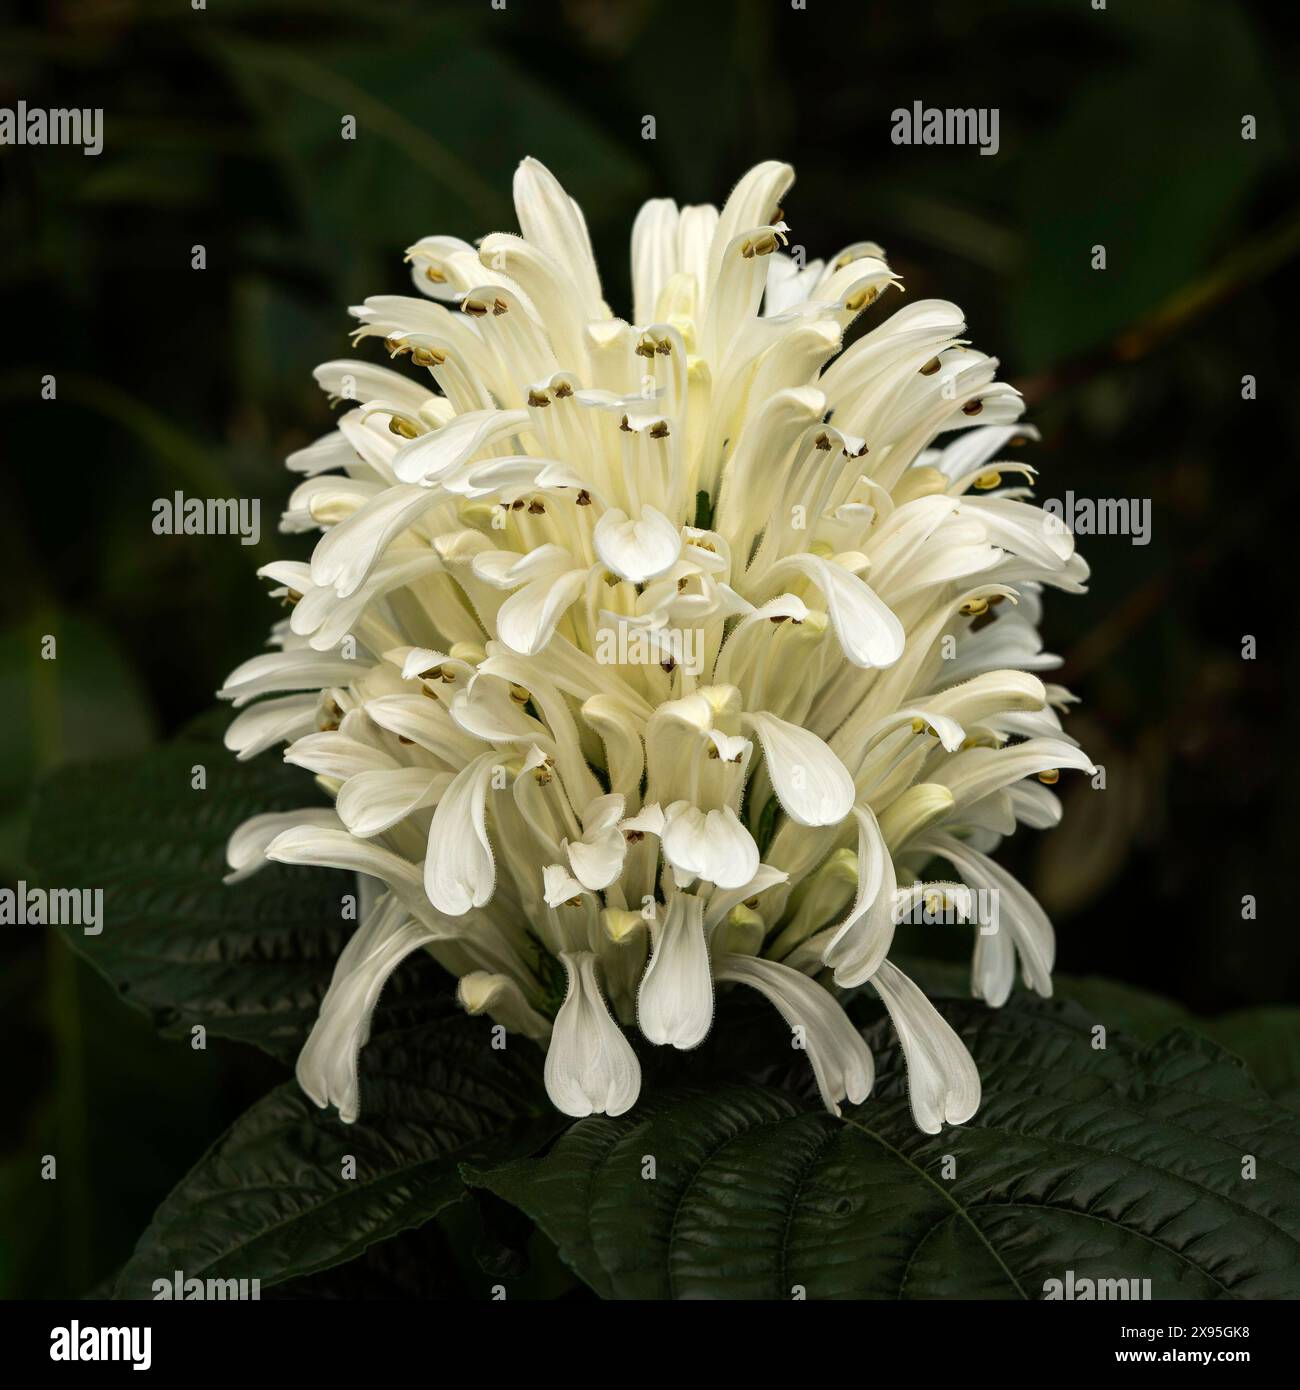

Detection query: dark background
(1, 0), (1297, 1297)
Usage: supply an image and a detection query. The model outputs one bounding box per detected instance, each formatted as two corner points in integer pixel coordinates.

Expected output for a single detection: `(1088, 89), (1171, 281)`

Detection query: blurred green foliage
(2, 0), (1298, 1297)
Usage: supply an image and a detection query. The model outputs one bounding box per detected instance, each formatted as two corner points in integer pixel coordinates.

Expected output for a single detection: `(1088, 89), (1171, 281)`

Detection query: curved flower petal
(769, 553), (904, 669)
(716, 952), (873, 1115)
(744, 710), (855, 827)
(870, 959), (980, 1133)
(495, 567), (588, 656)
(224, 808), (340, 884)
(297, 895), (438, 1123)
(424, 752), (498, 915)
(337, 768), (449, 838)
(594, 506), (682, 583)
(822, 805), (896, 987)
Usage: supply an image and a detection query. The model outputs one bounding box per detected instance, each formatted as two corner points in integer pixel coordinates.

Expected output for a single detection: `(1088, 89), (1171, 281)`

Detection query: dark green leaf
(1201, 1010), (1300, 1115)
(467, 996), (1300, 1299)
(268, 1219), (467, 1301)
(112, 1012), (557, 1297)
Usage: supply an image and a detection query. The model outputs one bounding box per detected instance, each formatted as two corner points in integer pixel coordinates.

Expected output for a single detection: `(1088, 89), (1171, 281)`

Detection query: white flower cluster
(221, 158), (1094, 1132)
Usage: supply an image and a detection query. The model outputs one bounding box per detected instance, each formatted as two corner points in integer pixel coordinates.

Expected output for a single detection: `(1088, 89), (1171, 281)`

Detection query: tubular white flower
(637, 893), (714, 1049)
(545, 951), (642, 1117)
(222, 155), (1094, 1134)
